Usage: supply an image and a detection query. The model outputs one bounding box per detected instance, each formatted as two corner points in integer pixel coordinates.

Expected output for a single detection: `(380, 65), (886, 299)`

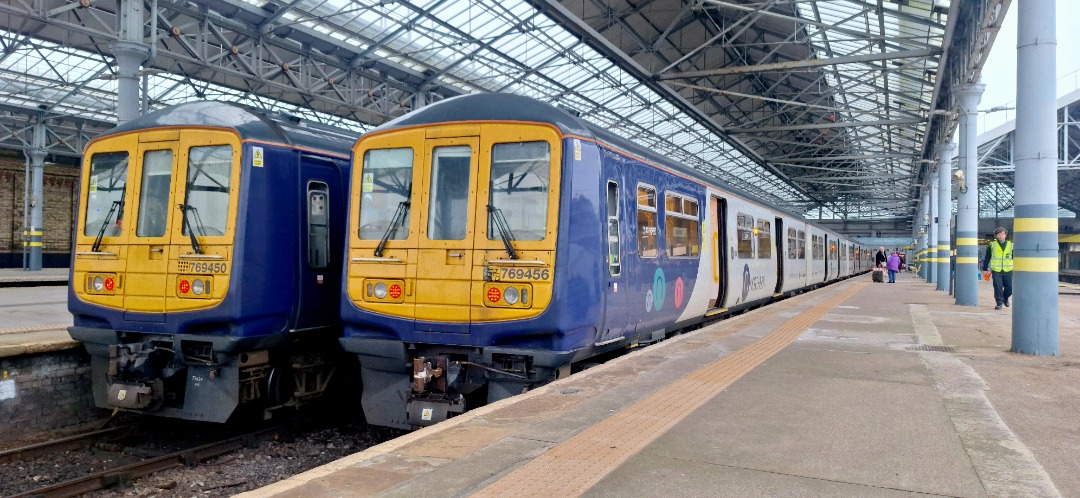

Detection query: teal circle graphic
(653, 268), (666, 311)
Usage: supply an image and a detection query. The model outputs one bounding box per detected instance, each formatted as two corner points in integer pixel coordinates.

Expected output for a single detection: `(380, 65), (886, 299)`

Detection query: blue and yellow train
(68, 102), (357, 422)
(341, 93), (871, 429)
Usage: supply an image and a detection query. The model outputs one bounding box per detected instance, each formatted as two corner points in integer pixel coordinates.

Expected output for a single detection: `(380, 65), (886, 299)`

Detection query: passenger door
(773, 217), (784, 294)
(710, 196), (728, 309)
(415, 137), (480, 329)
(124, 139), (178, 318)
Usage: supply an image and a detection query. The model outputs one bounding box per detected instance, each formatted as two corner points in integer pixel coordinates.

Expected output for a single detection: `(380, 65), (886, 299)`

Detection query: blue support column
(928, 176), (938, 284)
(919, 191), (930, 280)
(1012, 0), (1058, 355)
(937, 143), (955, 293)
(955, 83), (984, 306)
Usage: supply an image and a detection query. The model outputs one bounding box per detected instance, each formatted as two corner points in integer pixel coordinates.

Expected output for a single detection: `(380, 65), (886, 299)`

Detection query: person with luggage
(886, 251), (901, 283)
(980, 227), (1014, 310)
(875, 247), (887, 268)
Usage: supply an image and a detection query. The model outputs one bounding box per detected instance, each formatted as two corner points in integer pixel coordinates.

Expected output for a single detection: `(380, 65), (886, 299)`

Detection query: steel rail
(0, 426), (130, 465)
(8, 426), (283, 498)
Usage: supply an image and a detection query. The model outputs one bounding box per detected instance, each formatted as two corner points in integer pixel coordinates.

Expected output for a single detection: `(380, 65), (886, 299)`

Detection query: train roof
(99, 101), (359, 157)
(378, 93), (847, 237)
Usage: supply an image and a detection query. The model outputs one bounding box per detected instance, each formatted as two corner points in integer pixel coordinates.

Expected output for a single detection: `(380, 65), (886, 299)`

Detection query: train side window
(811, 234), (823, 260)
(797, 230), (806, 259)
(183, 145), (233, 237)
(606, 181), (621, 276)
(757, 220), (771, 259)
(636, 184), (658, 258)
(136, 150), (173, 238)
(488, 141), (550, 241)
(308, 182), (330, 269)
(84, 152), (129, 237)
(736, 213), (754, 259)
(664, 193), (699, 258)
(786, 228), (796, 259)
(358, 148), (413, 240)
(428, 145), (471, 241)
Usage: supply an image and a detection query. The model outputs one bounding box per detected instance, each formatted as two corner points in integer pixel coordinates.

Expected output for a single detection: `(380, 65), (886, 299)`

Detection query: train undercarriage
(343, 338), (585, 429)
(72, 327), (341, 423)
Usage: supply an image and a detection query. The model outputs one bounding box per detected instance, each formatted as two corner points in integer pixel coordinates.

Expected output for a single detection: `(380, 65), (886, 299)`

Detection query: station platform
(0, 267), (69, 286)
(242, 272), (1079, 498)
(0, 285), (77, 357)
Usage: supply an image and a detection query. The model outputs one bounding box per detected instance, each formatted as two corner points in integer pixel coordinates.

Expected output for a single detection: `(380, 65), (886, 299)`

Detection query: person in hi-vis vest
(980, 227), (1014, 310)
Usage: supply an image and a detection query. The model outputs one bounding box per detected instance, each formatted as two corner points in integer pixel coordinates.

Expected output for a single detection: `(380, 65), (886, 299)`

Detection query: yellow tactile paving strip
(473, 282), (867, 498)
(0, 323), (72, 335)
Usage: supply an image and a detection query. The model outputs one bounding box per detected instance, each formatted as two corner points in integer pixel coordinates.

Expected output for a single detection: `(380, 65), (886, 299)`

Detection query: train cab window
(664, 193), (699, 258)
(607, 181), (621, 276)
(736, 213), (754, 259)
(358, 148), (413, 240)
(757, 221), (771, 258)
(428, 145), (471, 241)
(308, 182), (330, 269)
(84, 152), (129, 237)
(636, 184), (658, 258)
(136, 149), (173, 238)
(797, 230), (806, 259)
(183, 145), (232, 237)
(488, 141), (550, 241)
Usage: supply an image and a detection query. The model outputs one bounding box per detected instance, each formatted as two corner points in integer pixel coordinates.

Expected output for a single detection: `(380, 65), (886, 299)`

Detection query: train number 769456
(485, 266), (549, 281)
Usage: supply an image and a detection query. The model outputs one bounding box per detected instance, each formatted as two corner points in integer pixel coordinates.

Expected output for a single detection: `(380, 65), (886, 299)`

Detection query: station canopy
(0, 0), (1005, 224)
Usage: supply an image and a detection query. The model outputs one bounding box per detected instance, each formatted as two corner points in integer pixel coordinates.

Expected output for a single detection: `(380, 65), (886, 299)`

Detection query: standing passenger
(875, 247), (887, 268)
(886, 251), (901, 283)
(981, 227), (1014, 310)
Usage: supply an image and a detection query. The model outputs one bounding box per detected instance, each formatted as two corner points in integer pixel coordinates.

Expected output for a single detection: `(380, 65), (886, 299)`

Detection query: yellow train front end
(72, 128), (239, 315)
(69, 126), (244, 420)
(341, 117), (568, 428)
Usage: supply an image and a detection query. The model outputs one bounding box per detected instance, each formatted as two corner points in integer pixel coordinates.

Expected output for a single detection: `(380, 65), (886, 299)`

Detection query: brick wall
(0, 154), (79, 267)
(0, 349), (108, 439)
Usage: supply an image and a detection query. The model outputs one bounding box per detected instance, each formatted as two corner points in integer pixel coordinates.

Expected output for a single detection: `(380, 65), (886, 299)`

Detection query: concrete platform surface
(240, 272), (1078, 498)
(0, 267), (69, 284)
(0, 286), (76, 357)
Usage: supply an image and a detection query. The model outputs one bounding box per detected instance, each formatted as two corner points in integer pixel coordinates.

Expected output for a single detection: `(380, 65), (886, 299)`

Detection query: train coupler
(412, 356), (449, 393)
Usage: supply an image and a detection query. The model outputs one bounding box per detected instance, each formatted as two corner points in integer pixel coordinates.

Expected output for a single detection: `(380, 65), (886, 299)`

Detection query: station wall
(0, 154), (78, 268)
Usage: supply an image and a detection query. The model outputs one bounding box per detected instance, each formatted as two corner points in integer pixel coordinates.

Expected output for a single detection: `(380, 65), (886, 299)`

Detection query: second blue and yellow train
(341, 93), (872, 429)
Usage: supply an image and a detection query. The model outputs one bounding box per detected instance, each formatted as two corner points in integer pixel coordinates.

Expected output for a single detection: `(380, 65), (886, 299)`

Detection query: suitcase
(871, 268), (884, 283)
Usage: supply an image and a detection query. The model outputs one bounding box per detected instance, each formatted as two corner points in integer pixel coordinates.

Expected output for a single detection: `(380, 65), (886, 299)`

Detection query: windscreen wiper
(374, 200), (410, 257)
(91, 190), (125, 253)
(487, 204), (518, 260)
(177, 203), (203, 255)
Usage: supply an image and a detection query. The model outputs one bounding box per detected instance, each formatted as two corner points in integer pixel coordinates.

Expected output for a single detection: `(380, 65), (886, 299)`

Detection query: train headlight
(373, 282), (388, 299)
(192, 279), (205, 295)
(503, 286), (520, 305)
(92, 276), (104, 292)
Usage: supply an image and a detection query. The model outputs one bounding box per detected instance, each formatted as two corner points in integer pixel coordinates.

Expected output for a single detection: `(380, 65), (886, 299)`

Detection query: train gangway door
(124, 139), (179, 317)
(415, 137), (481, 327)
(599, 179), (627, 342)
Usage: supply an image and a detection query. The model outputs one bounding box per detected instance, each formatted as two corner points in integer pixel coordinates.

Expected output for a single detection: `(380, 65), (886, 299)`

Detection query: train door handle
(449, 252), (463, 258)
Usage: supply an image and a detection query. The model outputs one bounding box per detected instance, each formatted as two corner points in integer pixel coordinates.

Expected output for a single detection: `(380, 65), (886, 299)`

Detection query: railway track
(0, 426), (131, 466)
(4, 426), (285, 498)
